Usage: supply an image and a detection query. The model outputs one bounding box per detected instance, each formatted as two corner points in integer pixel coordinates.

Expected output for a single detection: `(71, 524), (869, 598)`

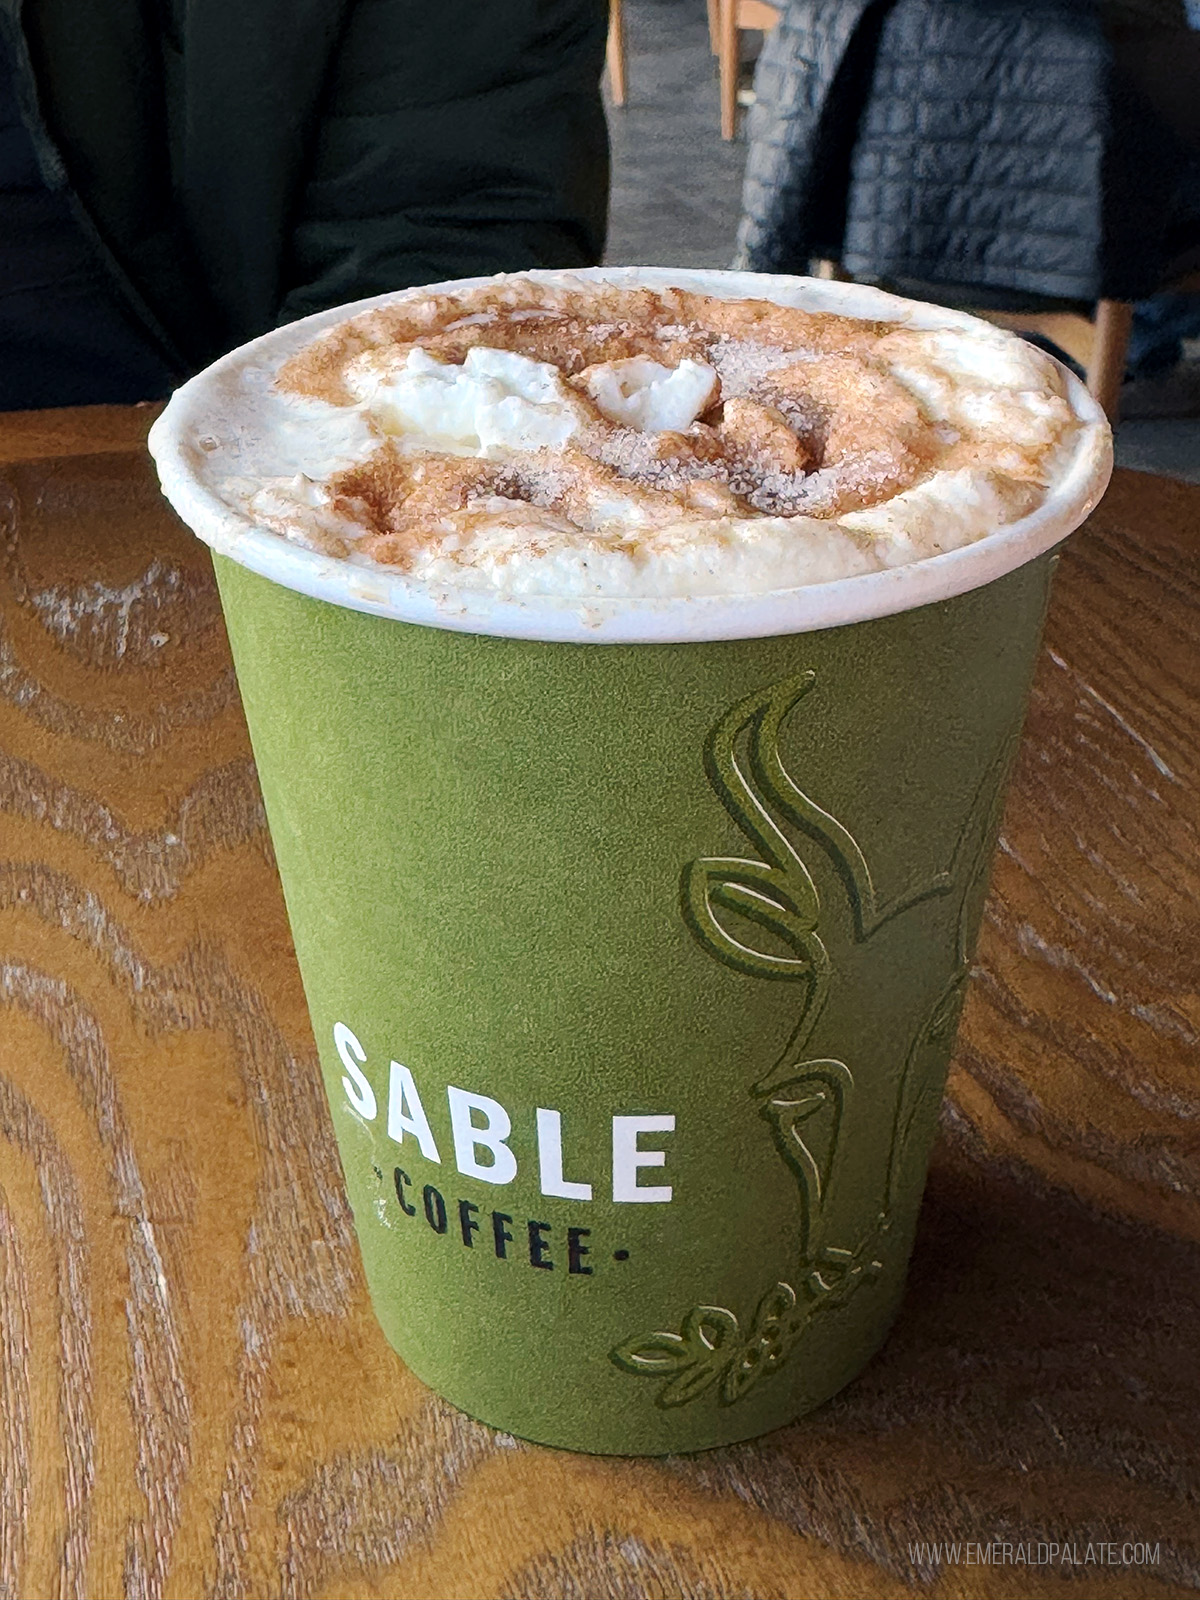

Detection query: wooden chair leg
(719, 0), (738, 140)
(606, 0), (627, 107)
(1089, 299), (1133, 423)
(707, 0), (720, 54)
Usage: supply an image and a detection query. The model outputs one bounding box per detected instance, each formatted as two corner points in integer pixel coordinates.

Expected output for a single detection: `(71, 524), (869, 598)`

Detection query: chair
(607, 0), (781, 138)
(981, 281), (1200, 420)
(718, 0), (781, 140)
(607, 0), (627, 107)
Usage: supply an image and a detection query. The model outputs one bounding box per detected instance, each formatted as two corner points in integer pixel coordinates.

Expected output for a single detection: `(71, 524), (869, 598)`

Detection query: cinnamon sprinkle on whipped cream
(198, 275), (1088, 600)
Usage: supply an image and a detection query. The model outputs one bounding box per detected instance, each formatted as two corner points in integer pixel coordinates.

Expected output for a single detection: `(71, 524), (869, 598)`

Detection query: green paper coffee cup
(150, 269), (1111, 1455)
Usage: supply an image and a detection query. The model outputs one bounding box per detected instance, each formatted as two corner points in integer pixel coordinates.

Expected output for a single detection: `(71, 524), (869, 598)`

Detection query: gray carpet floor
(603, 0), (1200, 483)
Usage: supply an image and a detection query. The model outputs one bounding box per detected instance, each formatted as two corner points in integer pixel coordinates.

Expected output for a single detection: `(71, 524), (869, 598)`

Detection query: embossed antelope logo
(611, 671), (1013, 1408)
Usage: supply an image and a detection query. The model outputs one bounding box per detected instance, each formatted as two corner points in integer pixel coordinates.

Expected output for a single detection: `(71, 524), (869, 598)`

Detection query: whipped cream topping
(181, 275), (1100, 603)
(577, 356), (719, 432)
(346, 345), (588, 453)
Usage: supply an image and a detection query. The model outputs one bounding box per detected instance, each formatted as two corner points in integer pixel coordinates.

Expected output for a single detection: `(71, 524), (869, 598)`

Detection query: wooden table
(1, 407), (1197, 1600)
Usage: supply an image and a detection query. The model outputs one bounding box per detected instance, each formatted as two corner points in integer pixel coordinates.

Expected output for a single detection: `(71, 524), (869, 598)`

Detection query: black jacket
(737, 0), (1191, 304)
(0, 0), (609, 379)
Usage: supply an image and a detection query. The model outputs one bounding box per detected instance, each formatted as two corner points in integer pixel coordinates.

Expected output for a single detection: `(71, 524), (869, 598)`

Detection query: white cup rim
(148, 267), (1113, 644)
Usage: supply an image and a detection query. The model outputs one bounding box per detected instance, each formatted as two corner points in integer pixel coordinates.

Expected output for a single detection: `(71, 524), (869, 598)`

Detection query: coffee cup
(149, 268), (1111, 1454)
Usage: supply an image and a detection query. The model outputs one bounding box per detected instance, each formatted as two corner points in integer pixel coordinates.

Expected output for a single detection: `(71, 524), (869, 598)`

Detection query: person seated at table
(0, 0), (609, 411)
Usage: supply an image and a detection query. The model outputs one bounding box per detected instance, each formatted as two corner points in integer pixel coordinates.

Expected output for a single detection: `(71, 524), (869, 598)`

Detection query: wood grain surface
(0, 410), (1197, 1600)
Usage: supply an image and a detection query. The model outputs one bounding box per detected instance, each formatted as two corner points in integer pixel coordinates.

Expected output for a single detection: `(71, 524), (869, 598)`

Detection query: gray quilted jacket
(736, 0), (1189, 304)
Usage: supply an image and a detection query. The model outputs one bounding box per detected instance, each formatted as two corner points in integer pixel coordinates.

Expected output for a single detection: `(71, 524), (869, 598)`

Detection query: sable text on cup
(333, 1023), (675, 1201)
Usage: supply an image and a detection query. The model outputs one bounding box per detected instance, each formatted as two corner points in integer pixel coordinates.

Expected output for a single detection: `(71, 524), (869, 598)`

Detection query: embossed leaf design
(682, 676), (832, 1002)
(721, 1282), (800, 1402)
(616, 668), (1018, 1411)
(682, 1305), (741, 1352)
(804, 1241), (886, 1308)
(610, 1332), (693, 1376)
(759, 1059), (852, 1250)
(681, 856), (824, 982)
(750, 684), (955, 939)
(660, 1362), (734, 1409)
(883, 970), (970, 1214)
(702, 673), (818, 877)
(612, 1306), (740, 1408)
(751, 1281), (798, 1332)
